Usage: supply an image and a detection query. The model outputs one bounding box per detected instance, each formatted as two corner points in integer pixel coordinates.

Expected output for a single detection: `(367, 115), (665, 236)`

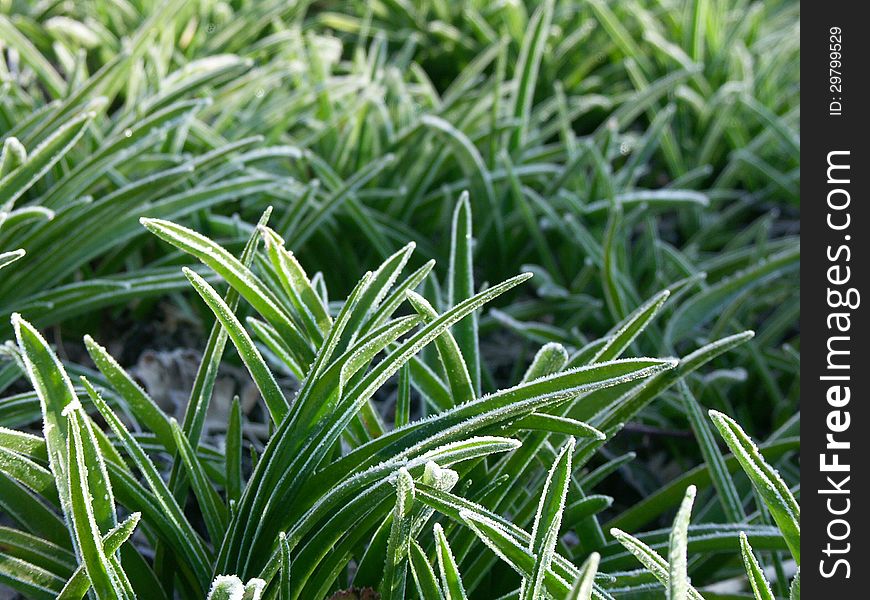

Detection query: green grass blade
(183, 267), (290, 424)
(567, 552), (599, 600)
(407, 291), (474, 405)
(679, 382), (745, 522)
(279, 532), (291, 600)
(447, 192), (480, 394)
(433, 523), (467, 600)
(226, 397), (243, 506)
(84, 335), (175, 453)
(739, 532), (775, 600)
(381, 468), (415, 600)
(169, 418), (228, 545)
(709, 410), (800, 564)
(667, 485), (696, 600)
(409, 539), (443, 600)
(66, 413), (126, 599)
(523, 437), (575, 600)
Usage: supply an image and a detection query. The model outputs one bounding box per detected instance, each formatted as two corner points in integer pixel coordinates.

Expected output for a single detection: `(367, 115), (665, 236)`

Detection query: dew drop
(124, 128), (132, 138)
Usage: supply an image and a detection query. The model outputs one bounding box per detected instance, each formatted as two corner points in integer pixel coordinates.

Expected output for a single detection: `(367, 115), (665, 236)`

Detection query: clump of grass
(1, 202), (795, 598)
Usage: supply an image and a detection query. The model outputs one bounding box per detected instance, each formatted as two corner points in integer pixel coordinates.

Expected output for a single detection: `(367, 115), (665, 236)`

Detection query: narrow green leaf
(709, 410), (800, 564)
(523, 437), (575, 600)
(593, 290), (669, 363)
(433, 523), (467, 600)
(184, 267), (290, 424)
(514, 414), (604, 439)
(84, 335), (175, 453)
(395, 363), (411, 428)
(12, 314), (77, 520)
(381, 468), (416, 600)
(567, 552), (600, 600)
(226, 397), (243, 506)
(407, 291), (474, 405)
(169, 418), (228, 544)
(680, 382), (745, 522)
(739, 532), (775, 600)
(279, 532), (291, 600)
(409, 539), (443, 600)
(447, 192), (480, 394)
(66, 414), (125, 599)
(667, 485), (696, 600)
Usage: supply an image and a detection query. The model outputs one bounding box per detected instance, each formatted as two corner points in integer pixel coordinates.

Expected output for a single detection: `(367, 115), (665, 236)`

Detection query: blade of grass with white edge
(183, 267), (290, 424)
(739, 532), (775, 600)
(591, 290), (670, 363)
(523, 437), (576, 599)
(667, 485), (696, 600)
(407, 291), (474, 405)
(447, 192), (480, 395)
(380, 468), (415, 600)
(83, 336), (175, 453)
(57, 513), (141, 600)
(409, 539), (443, 600)
(66, 414), (129, 599)
(567, 552), (600, 600)
(279, 532), (291, 600)
(12, 314), (78, 524)
(709, 410), (800, 564)
(433, 523), (467, 600)
(609, 527), (704, 600)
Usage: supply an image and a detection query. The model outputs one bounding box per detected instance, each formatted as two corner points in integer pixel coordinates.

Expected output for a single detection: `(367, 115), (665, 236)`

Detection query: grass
(0, 0), (799, 598)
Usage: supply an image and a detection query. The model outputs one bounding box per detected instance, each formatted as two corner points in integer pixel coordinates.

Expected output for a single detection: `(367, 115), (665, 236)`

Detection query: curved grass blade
(709, 410), (800, 564)
(184, 267), (290, 424)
